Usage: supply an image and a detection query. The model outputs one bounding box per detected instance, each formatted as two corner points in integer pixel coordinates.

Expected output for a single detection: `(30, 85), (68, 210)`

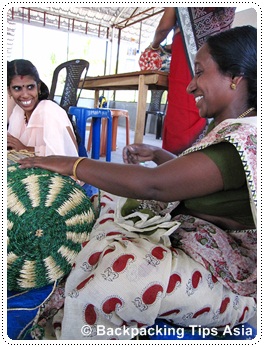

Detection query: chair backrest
(147, 90), (166, 113)
(49, 59), (89, 113)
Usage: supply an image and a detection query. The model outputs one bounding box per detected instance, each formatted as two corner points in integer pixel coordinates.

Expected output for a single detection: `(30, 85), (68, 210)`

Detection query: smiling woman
(17, 26), (257, 340)
(7, 59), (79, 156)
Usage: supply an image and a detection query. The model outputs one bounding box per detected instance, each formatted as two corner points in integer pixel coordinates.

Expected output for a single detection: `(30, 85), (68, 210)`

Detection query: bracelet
(149, 42), (160, 51)
(72, 157), (86, 181)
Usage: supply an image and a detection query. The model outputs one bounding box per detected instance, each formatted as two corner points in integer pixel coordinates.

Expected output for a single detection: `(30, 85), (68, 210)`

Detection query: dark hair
(7, 59), (50, 100)
(7, 59), (82, 146)
(206, 25), (257, 110)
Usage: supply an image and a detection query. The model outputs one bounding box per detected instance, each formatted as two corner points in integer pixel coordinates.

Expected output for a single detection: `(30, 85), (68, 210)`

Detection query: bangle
(72, 157), (86, 180)
(149, 43), (160, 51)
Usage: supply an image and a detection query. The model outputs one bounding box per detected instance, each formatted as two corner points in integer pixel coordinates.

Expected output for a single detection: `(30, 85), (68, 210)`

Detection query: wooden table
(80, 70), (168, 143)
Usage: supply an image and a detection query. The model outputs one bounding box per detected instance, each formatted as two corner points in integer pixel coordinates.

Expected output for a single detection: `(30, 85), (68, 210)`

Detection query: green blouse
(183, 141), (254, 226)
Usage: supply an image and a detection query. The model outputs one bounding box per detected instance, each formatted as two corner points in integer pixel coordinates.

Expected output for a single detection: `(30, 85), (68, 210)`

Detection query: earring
(230, 83), (236, 90)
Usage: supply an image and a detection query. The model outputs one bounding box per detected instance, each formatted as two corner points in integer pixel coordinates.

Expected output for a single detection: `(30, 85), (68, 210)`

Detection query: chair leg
(144, 113), (148, 135)
(87, 119), (107, 156)
(88, 110), (130, 156)
(111, 116), (119, 151)
(156, 115), (163, 140)
(125, 117), (130, 145)
(87, 124), (92, 152)
(100, 119), (108, 156)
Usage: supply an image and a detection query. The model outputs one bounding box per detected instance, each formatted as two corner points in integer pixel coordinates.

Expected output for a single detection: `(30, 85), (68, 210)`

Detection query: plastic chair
(110, 109), (130, 151)
(68, 107), (112, 161)
(144, 90), (167, 139)
(49, 59), (89, 114)
(87, 109), (130, 156)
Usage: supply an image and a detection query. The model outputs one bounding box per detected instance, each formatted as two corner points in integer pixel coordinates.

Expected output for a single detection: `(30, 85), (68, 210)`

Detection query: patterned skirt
(55, 192), (256, 340)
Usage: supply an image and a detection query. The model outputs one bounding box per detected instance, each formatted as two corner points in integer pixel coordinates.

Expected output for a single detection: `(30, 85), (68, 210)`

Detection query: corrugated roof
(8, 7), (165, 43)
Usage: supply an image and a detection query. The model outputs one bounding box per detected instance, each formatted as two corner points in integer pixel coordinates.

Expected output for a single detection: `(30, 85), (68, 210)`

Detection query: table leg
(134, 75), (148, 143)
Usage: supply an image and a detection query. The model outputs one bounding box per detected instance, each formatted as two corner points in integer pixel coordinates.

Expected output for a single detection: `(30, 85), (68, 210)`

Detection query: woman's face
(8, 75), (40, 117)
(187, 43), (233, 120)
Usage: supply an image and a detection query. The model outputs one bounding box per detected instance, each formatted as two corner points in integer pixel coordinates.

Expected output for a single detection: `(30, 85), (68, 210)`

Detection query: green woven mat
(7, 163), (97, 291)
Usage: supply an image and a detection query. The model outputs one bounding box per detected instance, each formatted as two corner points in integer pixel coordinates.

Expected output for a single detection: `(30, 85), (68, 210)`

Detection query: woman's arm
(151, 7), (177, 48)
(19, 150), (224, 203)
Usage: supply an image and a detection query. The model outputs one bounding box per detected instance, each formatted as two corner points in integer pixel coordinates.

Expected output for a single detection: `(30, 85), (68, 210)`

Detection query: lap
(60, 193), (256, 339)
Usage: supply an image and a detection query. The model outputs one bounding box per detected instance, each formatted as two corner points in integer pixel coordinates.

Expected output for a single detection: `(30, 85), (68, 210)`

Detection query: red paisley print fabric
(34, 118), (257, 340)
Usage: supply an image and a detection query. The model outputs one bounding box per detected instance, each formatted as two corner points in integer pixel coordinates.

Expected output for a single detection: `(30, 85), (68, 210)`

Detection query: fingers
(122, 146), (129, 163)
(123, 145), (139, 164)
(18, 157), (40, 169)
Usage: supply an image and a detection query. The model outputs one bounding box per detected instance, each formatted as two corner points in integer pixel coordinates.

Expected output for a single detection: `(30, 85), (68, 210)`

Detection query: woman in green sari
(19, 25), (257, 340)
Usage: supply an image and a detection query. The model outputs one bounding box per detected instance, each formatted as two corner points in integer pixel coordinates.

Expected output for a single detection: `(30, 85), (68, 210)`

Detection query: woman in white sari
(7, 59), (78, 156)
(19, 25), (257, 340)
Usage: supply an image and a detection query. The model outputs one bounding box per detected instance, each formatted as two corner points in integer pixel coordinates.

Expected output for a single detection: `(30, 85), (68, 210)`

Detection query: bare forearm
(152, 7), (176, 48)
(152, 29), (173, 48)
(18, 150), (224, 204)
(76, 159), (157, 199)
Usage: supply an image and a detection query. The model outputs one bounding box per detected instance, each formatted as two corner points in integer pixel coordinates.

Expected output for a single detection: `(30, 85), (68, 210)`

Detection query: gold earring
(230, 83), (236, 90)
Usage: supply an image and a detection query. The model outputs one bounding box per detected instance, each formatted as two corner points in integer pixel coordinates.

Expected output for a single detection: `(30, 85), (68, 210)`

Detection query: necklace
(237, 107), (255, 119)
(24, 113), (29, 125)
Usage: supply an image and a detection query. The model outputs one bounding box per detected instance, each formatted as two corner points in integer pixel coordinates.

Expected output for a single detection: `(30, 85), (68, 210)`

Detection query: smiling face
(187, 43), (235, 123)
(8, 75), (40, 118)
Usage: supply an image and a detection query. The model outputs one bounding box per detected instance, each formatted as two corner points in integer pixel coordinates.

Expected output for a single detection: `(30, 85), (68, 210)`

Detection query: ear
(232, 76), (244, 86)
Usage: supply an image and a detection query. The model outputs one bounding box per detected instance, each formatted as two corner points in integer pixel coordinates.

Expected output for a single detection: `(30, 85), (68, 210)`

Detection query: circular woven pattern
(7, 163), (97, 291)
(139, 49), (162, 70)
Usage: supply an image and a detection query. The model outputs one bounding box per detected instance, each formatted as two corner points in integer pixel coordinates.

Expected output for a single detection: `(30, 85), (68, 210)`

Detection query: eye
(12, 86), (22, 92)
(194, 70), (202, 77)
(27, 84), (36, 90)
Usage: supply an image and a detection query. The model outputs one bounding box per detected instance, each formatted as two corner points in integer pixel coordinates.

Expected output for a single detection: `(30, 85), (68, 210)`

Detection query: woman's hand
(7, 133), (31, 151)
(122, 143), (159, 164)
(123, 143), (176, 165)
(18, 155), (78, 177)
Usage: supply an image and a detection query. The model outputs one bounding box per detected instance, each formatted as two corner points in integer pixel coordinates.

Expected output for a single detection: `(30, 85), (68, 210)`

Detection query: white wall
(233, 8), (257, 27)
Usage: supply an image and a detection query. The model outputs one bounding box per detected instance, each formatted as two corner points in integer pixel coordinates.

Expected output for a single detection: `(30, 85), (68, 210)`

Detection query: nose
(186, 76), (196, 95)
(20, 86), (30, 97)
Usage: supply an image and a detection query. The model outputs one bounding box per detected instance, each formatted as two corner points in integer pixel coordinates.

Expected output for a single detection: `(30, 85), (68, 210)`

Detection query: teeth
(21, 100), (31, 105)
(195, 96), (203, 103)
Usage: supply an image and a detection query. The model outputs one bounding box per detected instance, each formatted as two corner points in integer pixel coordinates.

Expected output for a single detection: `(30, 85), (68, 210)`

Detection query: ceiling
(7, 7), (165, 43)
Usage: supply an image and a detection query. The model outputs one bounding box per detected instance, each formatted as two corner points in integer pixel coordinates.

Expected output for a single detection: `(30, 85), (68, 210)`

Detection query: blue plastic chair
(69, 107), (112, 161)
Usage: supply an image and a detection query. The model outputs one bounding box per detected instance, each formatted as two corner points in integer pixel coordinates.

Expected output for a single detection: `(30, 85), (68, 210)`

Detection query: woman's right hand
(18, 155), (77, 177)
(122, 143), (160, 164)
(7, 133), (30, 152)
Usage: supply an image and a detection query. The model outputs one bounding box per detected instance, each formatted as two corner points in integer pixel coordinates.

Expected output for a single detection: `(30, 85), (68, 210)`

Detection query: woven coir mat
(7, 159), (97, 291)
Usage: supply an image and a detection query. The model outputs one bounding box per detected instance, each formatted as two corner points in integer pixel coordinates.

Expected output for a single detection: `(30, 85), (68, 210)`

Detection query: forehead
(194, 43), (214, 67)
(10, 75), (36, 86)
